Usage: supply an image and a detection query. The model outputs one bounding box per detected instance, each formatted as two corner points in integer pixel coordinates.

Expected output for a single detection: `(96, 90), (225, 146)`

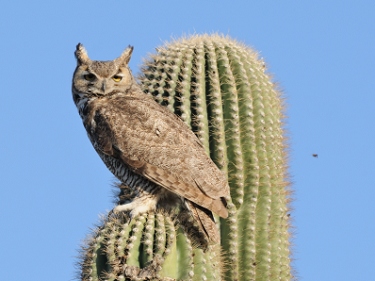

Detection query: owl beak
(101, 82), (106, 92)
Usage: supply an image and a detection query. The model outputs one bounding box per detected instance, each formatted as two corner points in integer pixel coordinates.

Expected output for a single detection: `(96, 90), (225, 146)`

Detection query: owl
(72, 43), (229, 244)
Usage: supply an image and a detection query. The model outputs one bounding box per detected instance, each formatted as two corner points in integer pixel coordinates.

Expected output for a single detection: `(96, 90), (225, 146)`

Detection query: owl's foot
(113, 195), (158, 218)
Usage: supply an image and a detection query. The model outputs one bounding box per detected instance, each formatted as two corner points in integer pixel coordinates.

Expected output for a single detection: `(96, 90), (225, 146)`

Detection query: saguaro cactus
(78, 34), (293, 281)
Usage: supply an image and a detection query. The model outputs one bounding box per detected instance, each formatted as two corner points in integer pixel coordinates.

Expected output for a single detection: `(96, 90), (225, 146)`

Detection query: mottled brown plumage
(71, 43), (229, 244)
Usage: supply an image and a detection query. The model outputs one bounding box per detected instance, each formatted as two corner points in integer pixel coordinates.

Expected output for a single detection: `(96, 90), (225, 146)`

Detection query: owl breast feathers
(72, 43), (229, 244)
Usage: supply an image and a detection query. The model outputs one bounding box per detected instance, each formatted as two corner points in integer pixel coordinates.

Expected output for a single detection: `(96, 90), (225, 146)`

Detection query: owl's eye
(84, 73), (96, 82)
(112, 75), (122, 82)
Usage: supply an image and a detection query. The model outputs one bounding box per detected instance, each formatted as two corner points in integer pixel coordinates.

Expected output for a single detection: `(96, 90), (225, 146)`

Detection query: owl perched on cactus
(71, 43), (229, 244)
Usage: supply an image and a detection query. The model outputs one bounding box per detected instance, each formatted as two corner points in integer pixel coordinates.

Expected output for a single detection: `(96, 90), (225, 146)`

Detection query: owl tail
(186, 200), (220, 245)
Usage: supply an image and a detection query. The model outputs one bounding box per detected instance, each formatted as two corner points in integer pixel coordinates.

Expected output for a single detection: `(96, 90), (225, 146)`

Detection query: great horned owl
(71, 43), (229, 244)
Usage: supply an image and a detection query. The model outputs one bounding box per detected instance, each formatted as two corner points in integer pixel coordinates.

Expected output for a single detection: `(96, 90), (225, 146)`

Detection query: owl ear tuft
(75, 43), (91, 65)
(117, 45), (134, 66)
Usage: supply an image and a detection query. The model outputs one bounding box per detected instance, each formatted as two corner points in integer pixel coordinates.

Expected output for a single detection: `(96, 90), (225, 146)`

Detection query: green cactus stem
(79, 211), (222, 280)
(78, 34), (292, 281)
(79, 184), (222, 281)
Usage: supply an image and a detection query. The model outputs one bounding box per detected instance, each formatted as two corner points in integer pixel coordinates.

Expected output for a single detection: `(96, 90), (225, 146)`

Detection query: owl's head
(72, 43), (134, 107)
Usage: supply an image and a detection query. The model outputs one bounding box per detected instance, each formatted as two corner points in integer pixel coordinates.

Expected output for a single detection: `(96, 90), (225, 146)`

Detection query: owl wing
(90, 95), (229, 218)
(139, 161), (228, 218)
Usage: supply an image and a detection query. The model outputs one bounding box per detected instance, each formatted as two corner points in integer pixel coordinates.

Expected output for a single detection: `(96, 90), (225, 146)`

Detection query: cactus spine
(78, 34), (292, 281)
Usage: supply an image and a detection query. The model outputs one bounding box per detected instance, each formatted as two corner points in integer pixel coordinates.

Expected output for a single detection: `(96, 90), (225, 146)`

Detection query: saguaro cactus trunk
(78, 34), (293, 281)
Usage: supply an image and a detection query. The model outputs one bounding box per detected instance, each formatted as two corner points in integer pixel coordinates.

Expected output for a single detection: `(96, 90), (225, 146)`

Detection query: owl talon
(114, 196), (158, 218)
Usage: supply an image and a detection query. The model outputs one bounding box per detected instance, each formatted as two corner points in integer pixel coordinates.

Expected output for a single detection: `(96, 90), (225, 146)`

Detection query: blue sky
(1, 1), (374, 280)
